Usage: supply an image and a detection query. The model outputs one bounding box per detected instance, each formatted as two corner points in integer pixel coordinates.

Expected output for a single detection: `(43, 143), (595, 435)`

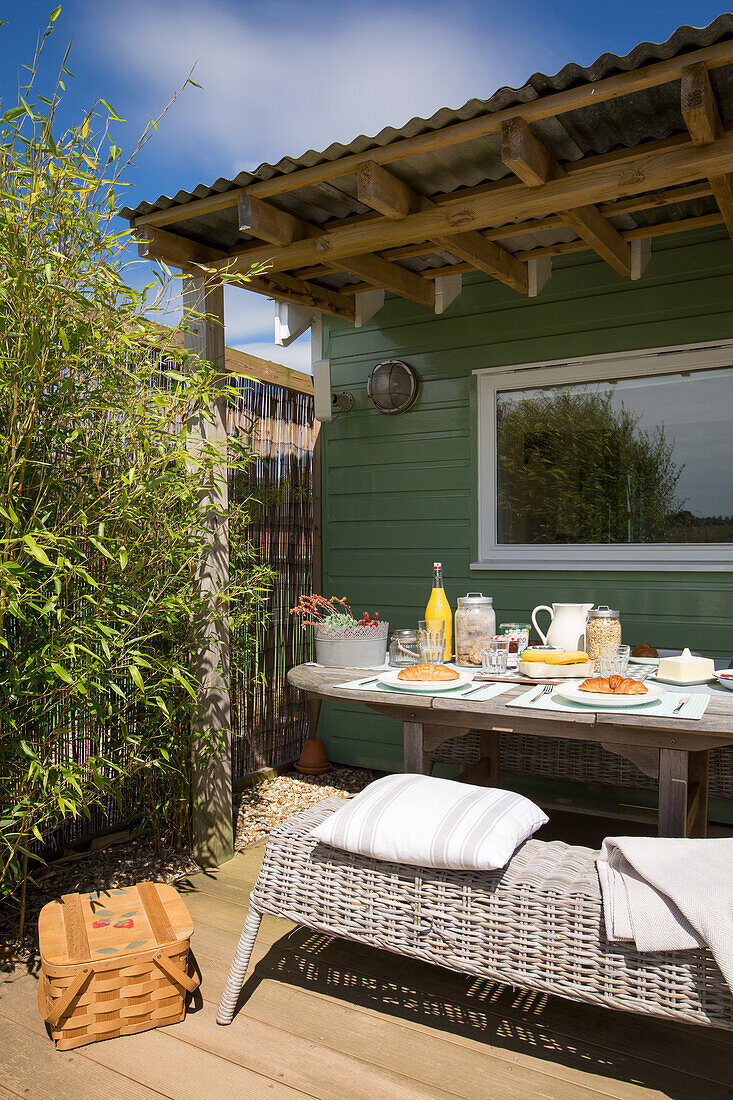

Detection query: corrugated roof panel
(121, 12), (733, 286)
(121, 14), (733, 224)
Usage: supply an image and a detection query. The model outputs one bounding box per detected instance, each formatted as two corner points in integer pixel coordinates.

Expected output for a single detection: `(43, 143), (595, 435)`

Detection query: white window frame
(472, 339), (733, 571)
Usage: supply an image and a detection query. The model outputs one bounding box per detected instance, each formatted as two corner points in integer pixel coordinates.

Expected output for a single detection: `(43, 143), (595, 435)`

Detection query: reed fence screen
(228, 377), (315, 778)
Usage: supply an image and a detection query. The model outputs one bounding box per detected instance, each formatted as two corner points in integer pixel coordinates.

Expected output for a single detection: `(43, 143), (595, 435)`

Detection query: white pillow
(310, 773), (547, 871)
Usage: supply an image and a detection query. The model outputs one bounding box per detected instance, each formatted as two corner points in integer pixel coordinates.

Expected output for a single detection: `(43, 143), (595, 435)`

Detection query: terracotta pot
(294, 739), (331, 775)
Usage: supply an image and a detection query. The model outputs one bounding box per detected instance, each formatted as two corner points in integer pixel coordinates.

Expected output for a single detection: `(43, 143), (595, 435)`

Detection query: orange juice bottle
(425, 562), (452, 660)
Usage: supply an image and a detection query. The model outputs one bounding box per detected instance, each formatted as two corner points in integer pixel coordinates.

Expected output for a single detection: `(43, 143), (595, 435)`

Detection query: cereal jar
(455, 593), (496, 666)
(585, 606), (621, 671)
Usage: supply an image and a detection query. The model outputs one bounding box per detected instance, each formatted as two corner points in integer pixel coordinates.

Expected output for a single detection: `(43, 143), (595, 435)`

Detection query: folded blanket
(597, 836), (733, 994)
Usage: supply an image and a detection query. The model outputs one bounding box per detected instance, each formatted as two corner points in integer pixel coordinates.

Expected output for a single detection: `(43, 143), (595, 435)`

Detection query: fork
(531, 684), (554, 703)
(672, 694), (691, 715)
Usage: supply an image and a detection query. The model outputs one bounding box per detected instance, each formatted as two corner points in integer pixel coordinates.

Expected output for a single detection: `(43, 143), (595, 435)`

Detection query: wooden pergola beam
(293, 182), (715, 280)
(137, 224), (356, 323)
(681, 63), (733, 242)
(333, 210), (723, 294)
(501, 118), (631, 277)
(358, 160), (528, 294)
(131, 38), (733, 227)
(245, 273), (356, 322)
(242, 192), (434, 309)
(144, 320), (314, 395)
(215, 131), (733, 277)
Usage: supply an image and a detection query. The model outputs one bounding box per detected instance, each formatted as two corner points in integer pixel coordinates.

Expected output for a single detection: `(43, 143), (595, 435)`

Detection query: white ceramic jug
(531, 603), (593, 651)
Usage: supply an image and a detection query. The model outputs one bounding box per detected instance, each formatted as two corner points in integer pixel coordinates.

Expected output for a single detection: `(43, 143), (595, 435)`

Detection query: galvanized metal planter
(314, 622), (389, 668)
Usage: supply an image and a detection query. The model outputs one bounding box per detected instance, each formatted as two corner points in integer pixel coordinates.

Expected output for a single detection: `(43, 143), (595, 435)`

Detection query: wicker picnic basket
(38, 880), (197, 1051)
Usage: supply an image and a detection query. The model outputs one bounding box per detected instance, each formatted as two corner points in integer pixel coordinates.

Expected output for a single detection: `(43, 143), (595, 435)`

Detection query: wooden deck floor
(2, 830), (733, 1100)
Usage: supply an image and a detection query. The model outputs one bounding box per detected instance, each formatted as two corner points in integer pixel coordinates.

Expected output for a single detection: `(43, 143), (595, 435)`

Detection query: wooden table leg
(308, 697), (322, 738)
(658, 748), (709, 838)
(456, 730), (501, 786)
(687, 750), (709, 838)
(658, 749), (688, 837)
(403, 722), (433, 775)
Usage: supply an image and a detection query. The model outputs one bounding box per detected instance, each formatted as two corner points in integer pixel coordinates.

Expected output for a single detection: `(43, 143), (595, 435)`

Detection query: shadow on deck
(2, 812), (733, 1099)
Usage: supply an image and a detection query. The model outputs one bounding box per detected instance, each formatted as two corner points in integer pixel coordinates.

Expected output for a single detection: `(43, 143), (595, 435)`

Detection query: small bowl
(716, 671), (733, 692)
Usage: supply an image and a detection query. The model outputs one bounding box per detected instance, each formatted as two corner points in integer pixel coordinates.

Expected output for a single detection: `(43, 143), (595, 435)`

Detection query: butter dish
(655, 648), (715, 685)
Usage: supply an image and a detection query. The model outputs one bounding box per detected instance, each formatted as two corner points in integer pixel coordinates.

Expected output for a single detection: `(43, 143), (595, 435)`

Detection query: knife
(461, 682), (490, 697)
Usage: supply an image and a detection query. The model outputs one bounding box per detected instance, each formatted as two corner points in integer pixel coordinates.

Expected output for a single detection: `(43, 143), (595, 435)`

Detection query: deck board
(2, 839), (732, 1099)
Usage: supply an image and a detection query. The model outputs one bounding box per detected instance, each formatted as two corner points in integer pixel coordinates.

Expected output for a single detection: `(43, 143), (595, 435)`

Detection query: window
(474, 341), (733, 570)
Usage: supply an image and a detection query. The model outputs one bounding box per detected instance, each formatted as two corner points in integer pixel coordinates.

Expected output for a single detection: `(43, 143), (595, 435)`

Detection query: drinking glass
(418, 623), (445, 664)
(481, 639), (509, 675)
(599, 644), (630, 677)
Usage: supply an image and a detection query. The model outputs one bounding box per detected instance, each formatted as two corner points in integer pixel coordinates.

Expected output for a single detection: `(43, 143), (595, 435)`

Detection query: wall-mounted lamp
(366, 360), (419, 415)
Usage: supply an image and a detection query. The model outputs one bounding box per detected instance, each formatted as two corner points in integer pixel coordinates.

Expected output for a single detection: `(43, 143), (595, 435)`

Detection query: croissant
(579, 675), (648, 695)
(579, 677), (614, 693)
(614, 677), (648, 695)
(398, 663), (459, 682)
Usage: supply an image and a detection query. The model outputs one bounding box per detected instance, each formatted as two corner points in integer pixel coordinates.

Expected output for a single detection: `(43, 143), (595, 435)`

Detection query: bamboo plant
(0, 10), (273, 919)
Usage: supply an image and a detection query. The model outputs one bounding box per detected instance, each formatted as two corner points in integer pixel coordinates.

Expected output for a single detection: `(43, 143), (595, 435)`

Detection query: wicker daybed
(217, 797), (733, 1030)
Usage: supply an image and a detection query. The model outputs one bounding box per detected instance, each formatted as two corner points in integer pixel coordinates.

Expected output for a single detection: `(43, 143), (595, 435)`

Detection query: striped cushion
(310, 774), (548, 870)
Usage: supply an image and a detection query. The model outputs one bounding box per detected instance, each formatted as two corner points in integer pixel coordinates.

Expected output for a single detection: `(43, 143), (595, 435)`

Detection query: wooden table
(288, 664), (733, 838)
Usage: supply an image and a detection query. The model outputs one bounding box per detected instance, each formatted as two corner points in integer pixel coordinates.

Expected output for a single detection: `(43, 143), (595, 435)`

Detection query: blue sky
(1, 1), (728, 371)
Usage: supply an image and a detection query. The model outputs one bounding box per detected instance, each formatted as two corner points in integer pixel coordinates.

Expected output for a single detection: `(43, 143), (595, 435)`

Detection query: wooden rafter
(225, 136), (700, 271)
(241, 193), (434, 309)
(132, 38), (733, 227)
(212, 131), (733, 278)
(293, 182), (715, 280)
(138, 225), (355, 322)
(358, 161), (528, 293)
(333, 211), (723, 294)
(501, 118), (631, 276)
(681, 63), (733, 242)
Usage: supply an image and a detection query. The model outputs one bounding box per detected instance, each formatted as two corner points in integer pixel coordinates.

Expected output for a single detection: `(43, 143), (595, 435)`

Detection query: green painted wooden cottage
(125, 14), (733, 824)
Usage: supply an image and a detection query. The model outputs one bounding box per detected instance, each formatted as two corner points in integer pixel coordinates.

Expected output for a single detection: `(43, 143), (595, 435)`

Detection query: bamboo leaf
(23, 535), (53, 567)
(128, 665), (145, 692)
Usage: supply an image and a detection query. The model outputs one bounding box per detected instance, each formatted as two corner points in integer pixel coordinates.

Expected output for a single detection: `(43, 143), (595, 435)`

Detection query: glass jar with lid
(389, 628), (420, 667)
(455, 593), (496, 666)
(586, 606), (621, 671)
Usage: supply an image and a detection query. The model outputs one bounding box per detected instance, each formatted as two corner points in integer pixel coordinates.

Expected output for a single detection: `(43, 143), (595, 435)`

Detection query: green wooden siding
(317, 227), (733, 782)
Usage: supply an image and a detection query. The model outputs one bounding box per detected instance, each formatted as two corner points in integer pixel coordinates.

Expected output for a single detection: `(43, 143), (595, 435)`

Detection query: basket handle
(153, 950), (200, 993)
(44, 965), (92, 1028)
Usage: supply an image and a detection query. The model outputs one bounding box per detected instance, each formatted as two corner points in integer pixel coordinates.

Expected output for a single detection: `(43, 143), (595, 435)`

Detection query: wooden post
(308, 378), (324, 740)
(183, 276), (233, 868)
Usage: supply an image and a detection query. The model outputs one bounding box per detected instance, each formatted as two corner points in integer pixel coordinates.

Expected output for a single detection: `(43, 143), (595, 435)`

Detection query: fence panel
(228, 378), (315, 779)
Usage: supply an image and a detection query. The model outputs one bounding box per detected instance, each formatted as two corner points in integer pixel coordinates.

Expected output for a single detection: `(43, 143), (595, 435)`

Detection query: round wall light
(366, 360), (419, 415)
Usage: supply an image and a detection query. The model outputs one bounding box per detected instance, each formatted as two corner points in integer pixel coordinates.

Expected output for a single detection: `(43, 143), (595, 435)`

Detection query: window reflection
(496, 367), (733, 545)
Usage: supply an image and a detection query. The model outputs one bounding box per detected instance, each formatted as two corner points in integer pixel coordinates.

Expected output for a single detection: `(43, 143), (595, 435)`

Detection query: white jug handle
(531, 605), (553, 646)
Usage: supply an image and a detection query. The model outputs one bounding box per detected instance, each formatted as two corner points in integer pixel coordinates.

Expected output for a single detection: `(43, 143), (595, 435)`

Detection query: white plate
(378, 669), (473, 692)
(649, 672), (716, 686)
(554, 681), (666, 708)
(628, 656), (660, 667)
(715, 672), (733, 692)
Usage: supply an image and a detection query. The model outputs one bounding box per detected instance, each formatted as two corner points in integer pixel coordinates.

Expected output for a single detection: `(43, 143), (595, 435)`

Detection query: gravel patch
(1, 764), (375, 964)
(234, 765), (377, 851)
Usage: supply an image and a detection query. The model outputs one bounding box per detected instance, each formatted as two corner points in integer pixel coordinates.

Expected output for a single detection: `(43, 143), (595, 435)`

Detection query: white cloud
(235, 339), (311, 374)
(223, 287), (276, 343)
(88, 0), (536, 176)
